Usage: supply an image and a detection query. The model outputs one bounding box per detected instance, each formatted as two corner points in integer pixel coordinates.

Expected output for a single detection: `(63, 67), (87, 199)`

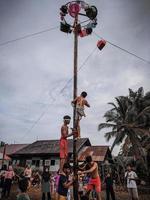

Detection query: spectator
(55, 170), (60, 193)
(24, 165), (32, 188)
(0, 165), (6, 198)
(57, 163), (73, 200)
(3, 165), (15, 197)
(54, 170), (60, 200)
(17, 178), (30, 200)
(125, 165), (139, 200)
(41, 167), (51, 200)
(105, 172), (116, 200)
(50, 173), (55, 195)
(32, 171), (41, 188)
(78, 176), (85, 200)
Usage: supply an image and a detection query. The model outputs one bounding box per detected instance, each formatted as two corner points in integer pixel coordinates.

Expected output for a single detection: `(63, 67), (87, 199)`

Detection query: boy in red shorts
(78, 156), (101, 200)
(59, 115), (74, 174)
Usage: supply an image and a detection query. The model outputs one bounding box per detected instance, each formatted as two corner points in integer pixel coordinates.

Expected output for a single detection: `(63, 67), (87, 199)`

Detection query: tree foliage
(98, 87), (150, 166)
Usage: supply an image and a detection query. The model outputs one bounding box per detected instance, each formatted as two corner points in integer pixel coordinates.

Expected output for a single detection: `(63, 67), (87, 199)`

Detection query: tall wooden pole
(73, 14), (79, 200)
(2, 144), (6, 167)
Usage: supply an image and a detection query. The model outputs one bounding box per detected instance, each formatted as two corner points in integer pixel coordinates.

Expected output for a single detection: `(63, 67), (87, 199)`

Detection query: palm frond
(115, 96), (127, 118)
(111, 131), (126, 152)
(135, 106), (150, 121)
(104, 131), (118, 141)
(98, 123), (116, 131)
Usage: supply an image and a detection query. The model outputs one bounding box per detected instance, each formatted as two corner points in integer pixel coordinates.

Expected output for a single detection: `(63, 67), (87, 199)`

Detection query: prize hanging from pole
(59, 1), (98, 37)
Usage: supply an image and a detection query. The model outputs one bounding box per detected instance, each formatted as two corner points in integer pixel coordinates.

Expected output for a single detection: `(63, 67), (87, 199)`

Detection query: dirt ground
(2, 184), (150, 200)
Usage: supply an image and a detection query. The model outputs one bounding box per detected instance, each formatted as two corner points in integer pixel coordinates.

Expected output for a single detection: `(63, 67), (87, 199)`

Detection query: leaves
(98, 123), (116, 131)
(98, 87), (150, 162)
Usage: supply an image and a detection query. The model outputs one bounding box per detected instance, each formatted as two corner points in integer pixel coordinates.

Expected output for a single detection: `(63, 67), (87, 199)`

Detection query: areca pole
(73, 14), (79, 200)
(59, 2), (98, 199)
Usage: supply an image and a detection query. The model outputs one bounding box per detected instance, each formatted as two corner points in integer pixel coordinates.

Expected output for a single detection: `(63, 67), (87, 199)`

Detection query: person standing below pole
(59, 116), (74, 174)
(125, 165), (139, 200)
(24, 165), (32, 189)
(57, 163), (74, 200)
(104, 172), (116, 200)
(78, 156), (102, 200)
(3, 165), (15, 197)
(41, 167), (51, 200)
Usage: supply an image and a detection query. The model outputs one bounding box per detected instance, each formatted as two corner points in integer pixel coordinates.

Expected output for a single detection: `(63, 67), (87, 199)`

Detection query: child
(105, 172), (116, 200)
(72, 91), (90, 120)
(71, 91), (90, 138)
(17, 178), (30, 200)
(57, 163), (73, 200)
(59, 115), (74, 174)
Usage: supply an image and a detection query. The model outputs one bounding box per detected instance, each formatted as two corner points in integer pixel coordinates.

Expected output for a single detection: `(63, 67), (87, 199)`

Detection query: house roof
(0, 144), (29, 156)
(78, 146), (111, 162)
(11, 138), (91, 156)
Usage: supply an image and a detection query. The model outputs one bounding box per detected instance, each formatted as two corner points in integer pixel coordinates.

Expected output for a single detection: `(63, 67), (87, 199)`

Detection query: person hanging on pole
(71, 91), (90, 138)
(59, 115), (74, 174)
(78, 155), (102, 200)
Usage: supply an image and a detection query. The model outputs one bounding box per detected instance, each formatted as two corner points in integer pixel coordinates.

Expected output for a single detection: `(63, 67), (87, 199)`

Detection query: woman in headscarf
(41, 167), (51, 200)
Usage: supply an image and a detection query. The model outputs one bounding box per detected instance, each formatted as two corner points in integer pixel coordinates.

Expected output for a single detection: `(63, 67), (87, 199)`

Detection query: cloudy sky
(0, 0), (150, 154)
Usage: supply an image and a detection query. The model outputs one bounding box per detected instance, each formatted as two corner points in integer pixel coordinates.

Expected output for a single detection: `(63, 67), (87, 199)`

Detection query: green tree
(98, 87), (150, 168)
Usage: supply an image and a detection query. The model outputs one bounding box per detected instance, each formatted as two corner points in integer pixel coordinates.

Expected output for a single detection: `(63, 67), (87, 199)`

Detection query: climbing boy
(59, 115), (74, 174)
(71, 91), (90, 138)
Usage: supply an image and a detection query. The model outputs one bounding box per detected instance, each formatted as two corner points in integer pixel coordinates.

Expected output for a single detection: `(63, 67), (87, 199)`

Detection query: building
(0, 144), (28, 168)
(10, 138), (91, 172)
(1, 139), (113, 176)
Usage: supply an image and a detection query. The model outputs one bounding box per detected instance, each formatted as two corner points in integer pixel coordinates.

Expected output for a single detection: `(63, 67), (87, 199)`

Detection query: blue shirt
(57, 174), (68, 197)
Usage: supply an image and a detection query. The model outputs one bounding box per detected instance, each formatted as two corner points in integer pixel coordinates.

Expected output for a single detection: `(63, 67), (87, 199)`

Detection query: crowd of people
(0, 106), (139, 200)
(0, 159), (140, 200)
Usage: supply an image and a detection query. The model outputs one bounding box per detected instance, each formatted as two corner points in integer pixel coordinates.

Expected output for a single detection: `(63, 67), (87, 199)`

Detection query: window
(26, 160), (32, 166)
(12, 160), (16, 165)
(51, 160), (55, 166)
(36, 160), (40, 167)
(45, 160), (50, 166)
(32, 160), (36, 166)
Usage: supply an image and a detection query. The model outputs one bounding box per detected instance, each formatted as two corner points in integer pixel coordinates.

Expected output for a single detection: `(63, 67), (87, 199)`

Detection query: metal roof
(0, 144), (29, 156)
(78, 146), (110, 162)
(11, 138), (91, 156)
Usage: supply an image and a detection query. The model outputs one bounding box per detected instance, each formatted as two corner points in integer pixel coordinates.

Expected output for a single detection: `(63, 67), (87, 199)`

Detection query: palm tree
(98, 87), (150, 166)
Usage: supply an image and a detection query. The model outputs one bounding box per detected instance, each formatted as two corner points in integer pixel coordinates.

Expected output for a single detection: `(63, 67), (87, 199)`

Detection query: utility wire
(60, 46), (97, 94)
(20, 46), (97, 140)
(0, 26), (59, 47)
(93, 32), (150, 65)
(1, 26), (149, 65)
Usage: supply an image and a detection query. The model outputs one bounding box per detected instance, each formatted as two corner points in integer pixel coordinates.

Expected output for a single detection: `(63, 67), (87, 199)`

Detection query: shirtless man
(71, 91), (90, 138)
(78, 156), (101, 200)
(59, 115), (74, 174)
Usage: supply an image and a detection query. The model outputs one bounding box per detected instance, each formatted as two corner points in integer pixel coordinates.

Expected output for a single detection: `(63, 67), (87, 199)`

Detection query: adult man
(125, 165), (139, 200)
(78, 156), (101, 200)
(59, 115), (74, 173)
(57, 163), (73, 200)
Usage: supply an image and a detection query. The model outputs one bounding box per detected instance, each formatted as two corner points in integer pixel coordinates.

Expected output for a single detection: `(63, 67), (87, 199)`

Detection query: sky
(0, 0), (150, 155)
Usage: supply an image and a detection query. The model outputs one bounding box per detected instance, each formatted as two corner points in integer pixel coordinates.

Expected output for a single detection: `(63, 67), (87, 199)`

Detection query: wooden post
(2, 144), (7, 167)
(73, 14), (79, 200)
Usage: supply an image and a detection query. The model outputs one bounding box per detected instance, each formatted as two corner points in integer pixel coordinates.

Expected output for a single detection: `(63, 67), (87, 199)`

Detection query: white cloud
(0, 0), (150, 156)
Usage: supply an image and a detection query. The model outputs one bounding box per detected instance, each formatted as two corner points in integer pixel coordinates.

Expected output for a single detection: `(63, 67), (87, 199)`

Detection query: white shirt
(125, 171), (137, 188)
